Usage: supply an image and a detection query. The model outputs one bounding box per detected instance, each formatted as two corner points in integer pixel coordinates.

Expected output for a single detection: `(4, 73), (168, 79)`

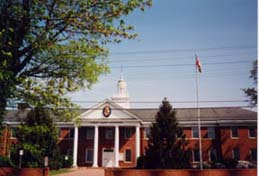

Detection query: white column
(72, 126), (79, 167)
(114, 125), (119, 167)
(135, 125), (140, 160)
(93, 125), (99, 167)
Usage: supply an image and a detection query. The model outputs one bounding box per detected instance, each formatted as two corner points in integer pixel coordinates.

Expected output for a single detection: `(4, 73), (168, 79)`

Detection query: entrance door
(102, 148), (115, 167)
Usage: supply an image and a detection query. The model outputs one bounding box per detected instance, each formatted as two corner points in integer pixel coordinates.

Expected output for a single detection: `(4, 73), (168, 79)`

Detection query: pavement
(56, 167), (105, 176)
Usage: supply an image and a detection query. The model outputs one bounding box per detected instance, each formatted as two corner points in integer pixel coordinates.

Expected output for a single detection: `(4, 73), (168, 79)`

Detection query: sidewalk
(56, 167), (104, 176)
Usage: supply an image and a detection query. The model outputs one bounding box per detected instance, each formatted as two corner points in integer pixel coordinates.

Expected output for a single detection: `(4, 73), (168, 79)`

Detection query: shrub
(0, 155), (13, 167)
(62, 155), (73, 168)
(222, 158), (238, 169)
(48, 150), (62, 170)
(136, 156), (146, 169)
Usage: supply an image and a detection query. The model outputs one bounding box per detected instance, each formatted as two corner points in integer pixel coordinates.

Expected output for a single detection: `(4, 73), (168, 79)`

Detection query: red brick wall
(119, 127), (137, 167)
(1, 125), (257, 167)
(220, 127), (257, 160)
(139, 126), (257, 163)
(105, 168), (257, 176)
(0, 127), (18, 156)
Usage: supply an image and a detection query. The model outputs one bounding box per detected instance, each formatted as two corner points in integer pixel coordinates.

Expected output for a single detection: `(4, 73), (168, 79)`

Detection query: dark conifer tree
(144, 98), (190, 169)
(11, 107), (59, 168)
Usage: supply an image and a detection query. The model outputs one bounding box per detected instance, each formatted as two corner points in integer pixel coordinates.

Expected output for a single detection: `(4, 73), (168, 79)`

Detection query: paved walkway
(56, 167), (105, 176)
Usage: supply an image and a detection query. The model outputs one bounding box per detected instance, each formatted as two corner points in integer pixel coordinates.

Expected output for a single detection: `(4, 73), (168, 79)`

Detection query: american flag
(195, 55), (202, 73)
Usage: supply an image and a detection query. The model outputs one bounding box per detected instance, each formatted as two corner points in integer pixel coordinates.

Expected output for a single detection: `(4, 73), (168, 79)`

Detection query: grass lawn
(49, 168), (72, 175)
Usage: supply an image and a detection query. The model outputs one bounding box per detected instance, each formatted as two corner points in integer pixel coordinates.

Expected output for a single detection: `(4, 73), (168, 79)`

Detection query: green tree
(144, 98), (190, 169)
(11, 107), (58, 168)
(243, 60), (257, 106)
(0, 0), (152, 129)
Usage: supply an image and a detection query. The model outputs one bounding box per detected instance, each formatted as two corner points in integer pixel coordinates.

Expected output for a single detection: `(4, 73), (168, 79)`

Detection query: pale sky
(69, 0), (257, 109)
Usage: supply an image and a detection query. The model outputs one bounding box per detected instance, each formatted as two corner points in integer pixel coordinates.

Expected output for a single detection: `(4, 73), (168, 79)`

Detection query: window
(10, 127), (17, 138)
(105, 128), (114, 140)
(209, 149), (217, 161)
(144, 127), (151, 139)
(208, 127), (215, 139)
(192, 127), (199, 138)
(231, 127), (238, 138)
(85, 149), (93, 163)
(86, 127), (94, 140)
(193, 149), (200, 162)
(232, 148), (240, 160)
(124, 128), (133, 139)
(248, 127), (256, 138)
(250, 148), (257, 161)
(69, 128), (74, 138)
(125, 149), (132, 162)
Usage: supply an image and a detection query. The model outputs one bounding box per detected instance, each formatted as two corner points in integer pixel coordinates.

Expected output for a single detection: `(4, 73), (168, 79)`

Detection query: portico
(72, 100), (142, 167)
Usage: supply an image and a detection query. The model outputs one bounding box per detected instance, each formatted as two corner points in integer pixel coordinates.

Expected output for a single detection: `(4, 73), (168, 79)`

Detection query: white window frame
(105, 128), (114, 140)
(86, 127), (94, 140)
(85, 148), (94, 163)
(124, 149), (132, 163)
(231, 127), (238, 138)
(207, 127), (215, 139)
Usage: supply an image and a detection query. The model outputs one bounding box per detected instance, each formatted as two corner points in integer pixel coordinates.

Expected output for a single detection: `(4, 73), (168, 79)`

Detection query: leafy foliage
(11, 107), (59, 168)
(0, 0), (152, 128)
(143, 98), (190, 169)
(243, 60), (257, 106)
(0, 155), (14, 167)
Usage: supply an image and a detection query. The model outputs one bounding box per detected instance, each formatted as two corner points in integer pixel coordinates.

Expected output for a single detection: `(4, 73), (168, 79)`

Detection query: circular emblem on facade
(103, 105), (111, 117)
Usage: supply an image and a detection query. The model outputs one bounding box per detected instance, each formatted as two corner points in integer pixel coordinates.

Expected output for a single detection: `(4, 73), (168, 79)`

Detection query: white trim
(135, 126), (140, 160)
(93, 125), (99, 167)
(77, 99), (143, 123)
(72, 126), (78, 167)
(114, 125), (120, 167)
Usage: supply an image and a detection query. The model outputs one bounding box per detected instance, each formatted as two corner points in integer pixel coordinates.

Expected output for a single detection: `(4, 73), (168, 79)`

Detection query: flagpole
(195, 55), (203, 170)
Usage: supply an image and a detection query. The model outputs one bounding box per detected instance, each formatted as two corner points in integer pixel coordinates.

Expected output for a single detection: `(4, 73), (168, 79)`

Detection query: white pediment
(78, 99), (141, 122)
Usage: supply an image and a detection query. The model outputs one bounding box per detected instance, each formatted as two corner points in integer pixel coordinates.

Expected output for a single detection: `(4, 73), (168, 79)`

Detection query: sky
(69, 0), (257, 109)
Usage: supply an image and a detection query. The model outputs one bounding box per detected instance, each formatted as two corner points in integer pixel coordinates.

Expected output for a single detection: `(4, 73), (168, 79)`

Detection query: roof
(3, 107), (257, 127)
(128, 107), (257, 122)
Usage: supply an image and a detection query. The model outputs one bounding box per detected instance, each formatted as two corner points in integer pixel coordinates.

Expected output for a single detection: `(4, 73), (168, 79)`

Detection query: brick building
(0, 77), (257, 168)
